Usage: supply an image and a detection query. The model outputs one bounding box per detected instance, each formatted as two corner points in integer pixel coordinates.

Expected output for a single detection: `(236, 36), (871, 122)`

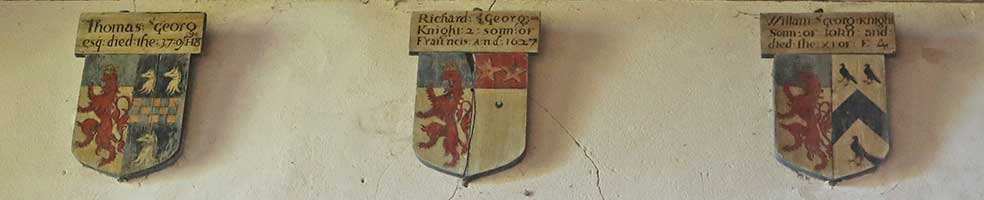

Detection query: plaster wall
(0, 1), (982, 199)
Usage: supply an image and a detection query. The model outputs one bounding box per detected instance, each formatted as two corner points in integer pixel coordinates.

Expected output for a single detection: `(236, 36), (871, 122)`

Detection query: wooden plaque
(73, 54), (191, 181)
(75, 12), (206, 56)
(411, 53), (528, 182)
(409, 11), (540, 54)
(72, 12), (204, 181)
(773, 54), (889, 183)
(760, 12), (895, 58)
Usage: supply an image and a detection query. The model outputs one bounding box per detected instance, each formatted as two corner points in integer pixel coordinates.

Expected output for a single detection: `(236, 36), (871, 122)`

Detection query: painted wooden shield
(773, 54), (889, 183)
(72, 54), (189, 181)
(412, 52), (527, 181)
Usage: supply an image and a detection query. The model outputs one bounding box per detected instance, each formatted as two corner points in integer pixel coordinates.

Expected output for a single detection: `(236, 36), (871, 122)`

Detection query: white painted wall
(1, 1), (982, 199)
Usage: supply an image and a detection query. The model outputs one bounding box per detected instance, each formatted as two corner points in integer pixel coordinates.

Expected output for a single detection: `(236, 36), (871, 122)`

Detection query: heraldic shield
(413, 52), (528, 181)
(72, 54), (189, 181)
(774, 54), (890, 183)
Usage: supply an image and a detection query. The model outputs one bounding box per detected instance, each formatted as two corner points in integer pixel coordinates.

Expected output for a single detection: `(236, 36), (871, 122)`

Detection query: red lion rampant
(76, 65), (131, 166)
(416, 63), (473, 167)
(777, 72), (832, 171)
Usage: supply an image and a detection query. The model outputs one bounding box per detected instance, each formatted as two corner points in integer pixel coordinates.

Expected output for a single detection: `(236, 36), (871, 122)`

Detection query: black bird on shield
(863, 64), (882, 84)
(839, 63), (858, 85)
(850, 136), (883, 166)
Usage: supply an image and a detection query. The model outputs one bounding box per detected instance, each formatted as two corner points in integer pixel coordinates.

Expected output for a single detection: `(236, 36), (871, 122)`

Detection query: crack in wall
(531, 98), (606, 200)
(446, 185), (460, 200)
(371, 162), (393, 200)
(487, 0), (497, 11)
(734, 11), (758, 19)
(880, 183), (899, 195)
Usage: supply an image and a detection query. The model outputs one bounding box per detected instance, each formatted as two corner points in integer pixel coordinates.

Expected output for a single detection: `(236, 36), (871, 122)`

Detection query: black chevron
(831, 90), (886, 143)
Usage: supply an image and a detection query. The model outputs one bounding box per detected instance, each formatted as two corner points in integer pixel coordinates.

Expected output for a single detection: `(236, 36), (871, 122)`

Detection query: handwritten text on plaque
(75, 12), (205, 56)
(410, 11), (540, 53)
(760, 12), (895, 58)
